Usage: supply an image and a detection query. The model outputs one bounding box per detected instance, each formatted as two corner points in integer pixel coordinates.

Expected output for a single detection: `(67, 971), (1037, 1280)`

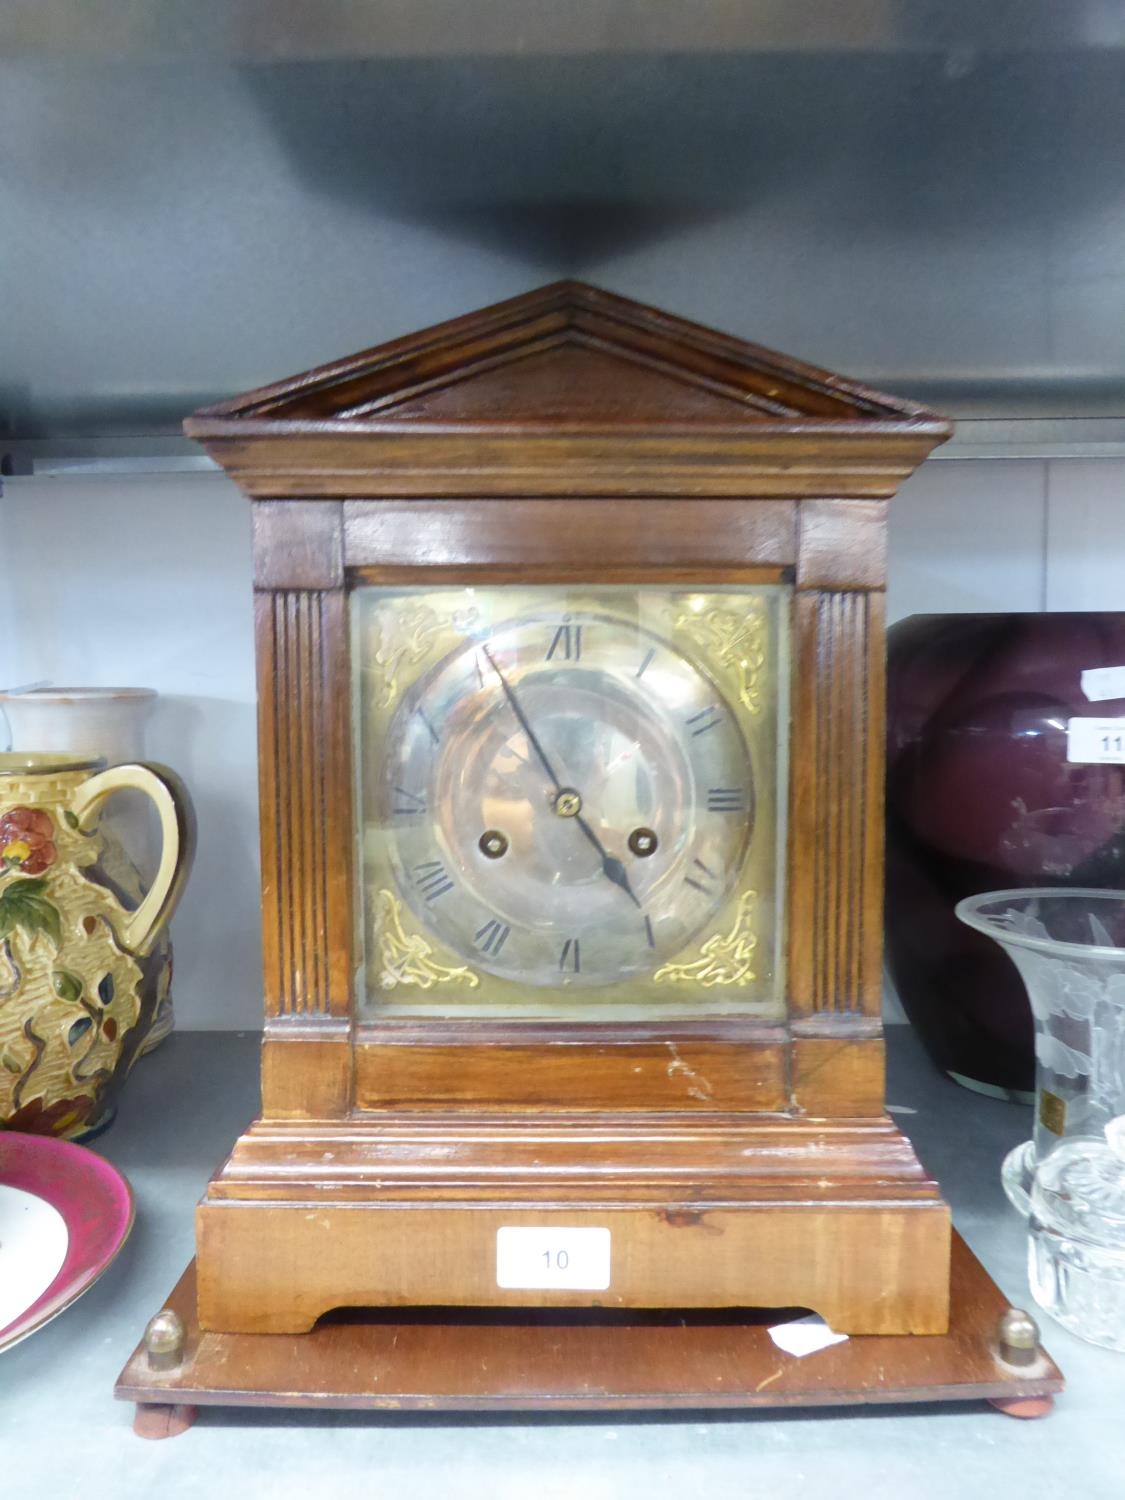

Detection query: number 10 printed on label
(495, 1226), (612, 1290)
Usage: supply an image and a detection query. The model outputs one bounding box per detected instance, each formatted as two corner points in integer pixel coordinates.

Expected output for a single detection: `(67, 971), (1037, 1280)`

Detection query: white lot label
(1081, 666), (1125, 703)
(1067, 716), (1125, 764)
(496, 1226), (611, 1290)
(768, 1314), (850, 1358)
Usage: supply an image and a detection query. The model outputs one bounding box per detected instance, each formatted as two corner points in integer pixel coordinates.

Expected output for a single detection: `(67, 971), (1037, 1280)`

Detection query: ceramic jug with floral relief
(0, 753), (194, 1138)
(0, 686), (178, 1051)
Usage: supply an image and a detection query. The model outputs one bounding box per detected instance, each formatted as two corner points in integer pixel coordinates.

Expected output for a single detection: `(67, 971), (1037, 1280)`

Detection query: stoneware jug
(0, 753), (194, 1138)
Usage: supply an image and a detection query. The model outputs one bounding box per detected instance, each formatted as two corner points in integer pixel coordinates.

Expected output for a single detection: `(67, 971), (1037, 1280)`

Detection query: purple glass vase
(885, 613), (1125, 1096)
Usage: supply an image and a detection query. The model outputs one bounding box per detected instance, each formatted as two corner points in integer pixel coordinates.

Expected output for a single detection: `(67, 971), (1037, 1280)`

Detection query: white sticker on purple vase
(1067, 717), (1125, 764)
(1081, 667), (1125, 703)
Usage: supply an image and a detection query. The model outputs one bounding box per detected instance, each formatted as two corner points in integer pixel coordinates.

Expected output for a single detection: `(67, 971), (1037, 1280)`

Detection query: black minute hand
(482, 645), (563, 789)
(482, 644), (642, 910)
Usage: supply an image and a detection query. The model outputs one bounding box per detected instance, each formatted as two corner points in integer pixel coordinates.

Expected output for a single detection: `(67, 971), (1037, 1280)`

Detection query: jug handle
(70, 762), (195, 956)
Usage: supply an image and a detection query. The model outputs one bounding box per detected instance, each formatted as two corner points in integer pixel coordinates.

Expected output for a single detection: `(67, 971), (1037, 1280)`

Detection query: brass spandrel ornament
(371, 888), (481, 992)
(365, 597), (483, 709)
(671, 599), (769, 716)
(653, 889), (759, 989)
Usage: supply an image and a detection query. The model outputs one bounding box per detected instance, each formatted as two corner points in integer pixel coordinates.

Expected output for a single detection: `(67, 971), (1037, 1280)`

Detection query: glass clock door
(352, 584), (789, 1020)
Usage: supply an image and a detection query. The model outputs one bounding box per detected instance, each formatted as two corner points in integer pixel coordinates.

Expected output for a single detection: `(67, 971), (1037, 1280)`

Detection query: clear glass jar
(957, 889), (1125, 1350)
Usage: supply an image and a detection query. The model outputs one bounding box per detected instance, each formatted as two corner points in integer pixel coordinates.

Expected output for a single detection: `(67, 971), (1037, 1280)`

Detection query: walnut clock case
(188, 282), (953, 1337)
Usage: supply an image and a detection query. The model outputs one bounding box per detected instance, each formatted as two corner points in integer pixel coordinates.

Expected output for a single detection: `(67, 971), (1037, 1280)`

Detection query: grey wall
(5, 46), (1125, 447)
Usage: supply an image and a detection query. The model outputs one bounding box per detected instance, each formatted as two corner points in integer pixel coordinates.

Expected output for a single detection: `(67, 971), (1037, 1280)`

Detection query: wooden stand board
(116, 1232), (1061, 1435)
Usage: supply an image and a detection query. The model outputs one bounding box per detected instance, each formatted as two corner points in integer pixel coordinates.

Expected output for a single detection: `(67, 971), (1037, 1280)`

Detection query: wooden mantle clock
(187, 282), (956, 1339)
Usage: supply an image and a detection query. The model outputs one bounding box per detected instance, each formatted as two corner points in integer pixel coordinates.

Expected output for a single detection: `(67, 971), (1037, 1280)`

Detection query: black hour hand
(601, 852), (643, 910)
(574, 815), (642, 910)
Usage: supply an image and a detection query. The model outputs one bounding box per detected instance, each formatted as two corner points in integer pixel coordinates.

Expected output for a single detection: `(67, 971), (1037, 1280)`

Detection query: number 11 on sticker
(1067, 716), (1125, 765)
(496, 1226), (611, 1290)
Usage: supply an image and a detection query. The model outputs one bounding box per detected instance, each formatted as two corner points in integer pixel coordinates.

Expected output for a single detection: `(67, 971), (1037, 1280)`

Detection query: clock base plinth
(193, 1112), (951, 1336)
(114, 1234), (1062, 1435)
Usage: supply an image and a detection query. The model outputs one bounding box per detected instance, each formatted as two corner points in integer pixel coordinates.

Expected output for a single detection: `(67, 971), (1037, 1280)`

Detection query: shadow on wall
(242, 51), (1125, 263)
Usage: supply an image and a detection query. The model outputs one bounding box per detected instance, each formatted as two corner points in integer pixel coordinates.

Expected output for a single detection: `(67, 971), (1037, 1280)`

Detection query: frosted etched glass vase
(957, 889), (1125, 1350)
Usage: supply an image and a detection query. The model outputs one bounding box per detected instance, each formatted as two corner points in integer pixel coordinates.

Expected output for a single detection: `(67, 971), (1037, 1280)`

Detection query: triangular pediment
(187, 281), (939, 431)
(187, 283), (951, 500)
(373, 341), (757, 424)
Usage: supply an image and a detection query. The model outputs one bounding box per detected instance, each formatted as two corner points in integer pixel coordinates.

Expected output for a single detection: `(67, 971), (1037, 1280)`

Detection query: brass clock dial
(380, 610), (754, 989)
(355, 583), (787, 1019)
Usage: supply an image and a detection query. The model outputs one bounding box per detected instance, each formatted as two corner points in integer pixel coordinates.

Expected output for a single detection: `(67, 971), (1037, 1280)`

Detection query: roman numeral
(636, 647), (656, 679)
(546, 623), (582, 661)
(559, 937), (581, 973)
(416, 707), (440, 745)
(644, 915), (656, 949)
(413, 859), (454, 903)
(474, 919), (512, 958)
(707, 787), (745, 813)
(684, 857), (718, 895)
(392, 786), (427, 817)
(687, 706), (724, 737)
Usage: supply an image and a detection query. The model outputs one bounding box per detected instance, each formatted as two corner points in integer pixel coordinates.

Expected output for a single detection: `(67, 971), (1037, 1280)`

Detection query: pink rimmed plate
(0, 1133), (133, 1353)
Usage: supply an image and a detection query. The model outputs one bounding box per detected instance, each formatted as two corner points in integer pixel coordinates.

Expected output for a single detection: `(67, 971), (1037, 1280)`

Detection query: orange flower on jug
(0, 807), (58, 876)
